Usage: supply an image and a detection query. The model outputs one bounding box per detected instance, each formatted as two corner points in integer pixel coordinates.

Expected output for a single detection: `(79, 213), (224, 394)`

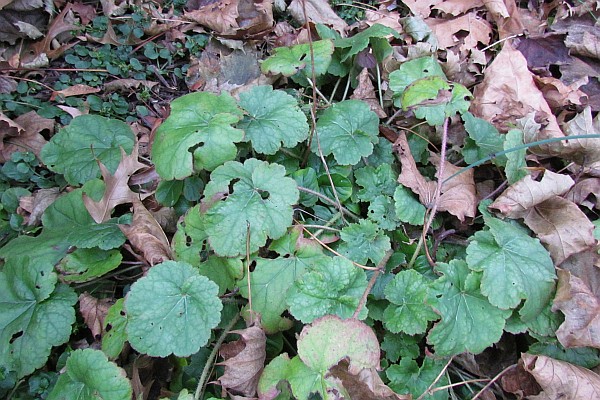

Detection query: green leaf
(411, 83), (472, 126)
(292, 167), (319, 207)
(354, 164), (397, 202)
(381, 332), (421, 363)
(402, 76), (450, 109)
(155, 179), (184, 207)
(125, 261), (222, 357)
(466, 215), (556, 321)
(394, 185), (426, 225)
(47, 349), (131, 400)
(237, 85), (309, 155)
(334, 23), (399, 62)
(57, 248), (122, 283)
(43, 187), (126, 250)
(239, 229), (329, 332)
(313, 100), (380, 165)
(504, 128), (528, 184)
(151, 92), (244, 179)
(203, 159), (299, 257)
(258, 354), (324, 400)
(40, 115), (135, 185)
(427, 260), (510, 356)
(0, 231), (70, 265)
(367, 195), (399, 230)
(317, 173), (353, 203)
(389, 56), (446, 102)
(0, 257), (77, 378)
(102, 299), (127, 360)
(383, 270), (438, 335)
(386, 357), (449, 400)
(462, 112), (506, 166)
(261, 40), (334, 79)
(338, 219), (391, 265)
(297, 315), (380, 373)
(287, 256), (368, 323)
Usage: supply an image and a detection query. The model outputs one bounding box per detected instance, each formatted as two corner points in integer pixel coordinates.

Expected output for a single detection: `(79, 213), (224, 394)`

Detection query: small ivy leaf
(338, 219), (391, 265)
(40, 115), (135, 185)
(383, 270), (438, 335)
(47, 349), (132, 400)
(237, 85), (309, 155)
(314, 100), (380, 165)
(393, 185), (426, 226)
(152, 92), (244, 180)
(466, 214), (556, 321)
(334, 23), (399, 62)
(260, 40), (334, 79)
(57, 248), (122, 283)
(389, 56), (446, 105)
(287, 256), (368, 323)
(407, 82), (472, 126)
(386, 357), (449, 400)
(0, 257), (77, 378)
(381, 332), (421, 363)
(427, 260), (510, 356)
(355, 164), (397, 202)
(239, 228), (328, 333)
(125, 261), (222, 357)
(203, 159), (299, 257)
(102, 299), (127, 360)
(297, 315), (380, 374)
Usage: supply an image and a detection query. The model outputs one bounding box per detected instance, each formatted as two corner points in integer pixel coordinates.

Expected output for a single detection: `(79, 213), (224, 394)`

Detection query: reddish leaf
(79, 292), (113, 340)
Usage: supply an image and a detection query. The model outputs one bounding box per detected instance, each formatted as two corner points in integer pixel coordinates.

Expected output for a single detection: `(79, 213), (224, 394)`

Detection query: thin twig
(245, 222), (253, 324)
(352, 249), (393, 319)
(416, 356), (453, 400)
(471, 364), (516, 400)
(297, 186), (360, 220)
(306, 77), (331, 105)
(194, 313), (241, 400)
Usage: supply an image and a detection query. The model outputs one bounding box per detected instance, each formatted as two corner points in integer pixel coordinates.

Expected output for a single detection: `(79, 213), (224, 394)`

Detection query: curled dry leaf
(534, 76), (587, 112)
(119, 199), (172, 266)
(0, 110), (51, 163)
(401, 0), (440, 18)
(394, 131), (476, 222)
(561, 106), (600, 165)
(426, 12), (492, 53)
(287, 0), (347, 33)
(567, 177), (600, 210)
(79, 292), (113, 340)
(217, 325), (266, 397)
(522, 353), (600, 398)
(50, 84), (101, 101)
(104, 79), (158, 93)
(350, 68), (387, 118)
(18, 187), (60, 226)
(491, 171), (595, 264)
(553, 262), (600, 349)
(433, 0), (484, 16)
(83, 145), (147, 223)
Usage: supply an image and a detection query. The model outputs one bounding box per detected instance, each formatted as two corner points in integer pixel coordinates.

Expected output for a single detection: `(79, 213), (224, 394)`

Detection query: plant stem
(306, 77), (331, 105)
(297, 186), (360, 220)
(352, 249), (393, 319)
(194, 313), (241, 400)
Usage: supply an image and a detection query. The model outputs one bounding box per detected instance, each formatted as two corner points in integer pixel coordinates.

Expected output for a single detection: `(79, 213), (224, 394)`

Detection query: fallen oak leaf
(217, 324), (266, 397)
(119, 199), (172, 266)
(83, 145), (147, 223)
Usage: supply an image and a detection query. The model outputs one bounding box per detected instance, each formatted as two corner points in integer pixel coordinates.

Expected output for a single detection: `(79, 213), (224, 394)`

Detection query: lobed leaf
(338, 219), (391, 265)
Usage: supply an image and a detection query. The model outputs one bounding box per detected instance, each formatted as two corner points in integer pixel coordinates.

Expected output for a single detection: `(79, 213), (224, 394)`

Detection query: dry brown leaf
(287, 0), (347, 33)
(119, 199), (172, 266)
(567, 177), (600, 210)
(433, 0), (484, 16)
(0, 110), (51, 162)
(522, 353), (600, 397)
(394, 131), (476, 222)
(534, 76), (587, 112)
(501, 360), (542, 398)
(426, 12), (492, 52)
(553, 263), (600, 349)
(0, 75), (17, 93)
(79, 292), (113, 340)
(104, 79), (158, 93)
(83, 145), (146, 223)
(364, 3), (403, 32)
(401, 0), (441, 18)
(328, 360), (409, 400)
(471, 41), (564, 139)
(217, 325), (266, 397)
(490, 170), (574, 217)
(483, 0), (509, 19)
(18, 187), (60, 226)
(350, 68), (386, 118)
(56, 105), (85, 118)
(50, 84), (100, 100)
(560, 106), (600, 165)
(185, 0), (272, 38)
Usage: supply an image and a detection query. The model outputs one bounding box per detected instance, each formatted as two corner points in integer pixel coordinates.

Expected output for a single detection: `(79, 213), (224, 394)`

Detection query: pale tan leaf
(19, 187), (60, 226)
(426, 13), (492, 51)
(50, 84), (100, 100)
(433, 0), (484, 16)
(218, 325), (266, 397)
(553, 264), (600, 349)
(561, 106), (600, 165)
(482, 0), (509, 19)
(471, 42), (563, 139)
(567, 177), (600, 210)
(490, 171), (574, 218)
(534, 76), (587, 112)
(184, 0), (240, 36)
(401, 0), (441, 18)
(119, 199), (172, 266)
(328, 360), (410, 400)
(394, 131), (437, 206)
(104, 79), (158, 93)
(79, 292), (113, 340)
(0, 110), (51, 162)
(522, 353), (600, 398)
(83, 145), (146, 223)
(350, 68), (386, 118)
(56, 105), (85, 118)
(287, 0), (347, 33)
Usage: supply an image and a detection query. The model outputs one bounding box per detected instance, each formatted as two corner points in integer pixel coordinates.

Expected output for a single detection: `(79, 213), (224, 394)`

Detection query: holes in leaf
(10, 330), (23, 344)
(228, 178), (240, 194)
(257, 189), (270, 200)
(106, 323), (113, 332)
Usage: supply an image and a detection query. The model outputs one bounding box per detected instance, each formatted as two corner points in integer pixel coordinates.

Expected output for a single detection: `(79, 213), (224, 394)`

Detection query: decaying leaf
(522, 353), (600, 398)
(79, 292), (113, 340)
(426, 12), (492, 52)
(18, 187), (60, 226)
(0, 110), (51, 162)
(119, 199), (172, 266)
(553, 265), (600, 349)
(217, 325), (266, 397)
(350, 68), (387, 118)
(567, 177), (600, 210)
(394, 131), (476, 222)
(50, 84), (100, 101)
(287, 0), (347, 33)
(491, 171), (595, 264)
(83, 145), (147, 223)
